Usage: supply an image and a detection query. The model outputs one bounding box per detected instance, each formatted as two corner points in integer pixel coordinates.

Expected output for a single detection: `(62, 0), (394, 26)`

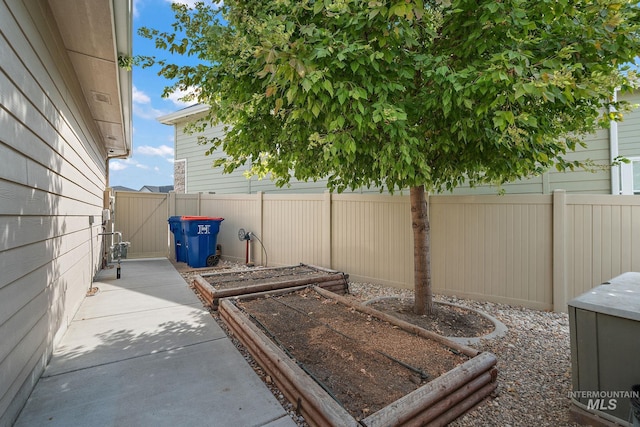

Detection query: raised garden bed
(220, 286), (498, 426)
(192, 264), (348, 309)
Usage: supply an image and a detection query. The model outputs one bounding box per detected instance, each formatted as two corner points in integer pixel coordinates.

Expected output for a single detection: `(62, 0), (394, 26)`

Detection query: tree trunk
(410, 185), (432, 315)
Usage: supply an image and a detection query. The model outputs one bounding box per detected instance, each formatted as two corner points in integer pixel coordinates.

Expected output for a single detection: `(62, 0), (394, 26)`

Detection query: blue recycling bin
(168, 216), (187, 262)
(182, 216), (224, 268)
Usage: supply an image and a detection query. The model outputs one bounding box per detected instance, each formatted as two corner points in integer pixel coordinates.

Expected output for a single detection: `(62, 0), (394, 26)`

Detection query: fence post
(167, 192), (175, 258)
(322, 191), (332, 268)
(257, 191), (264, 265)
(553, 189), (568, 312)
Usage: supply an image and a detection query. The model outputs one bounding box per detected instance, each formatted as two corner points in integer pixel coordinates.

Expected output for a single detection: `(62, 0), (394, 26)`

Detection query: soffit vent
(92, 91), (112, 104)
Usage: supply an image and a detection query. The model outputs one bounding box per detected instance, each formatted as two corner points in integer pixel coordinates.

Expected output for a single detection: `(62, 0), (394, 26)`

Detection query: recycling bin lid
(181, 216), (224, 221)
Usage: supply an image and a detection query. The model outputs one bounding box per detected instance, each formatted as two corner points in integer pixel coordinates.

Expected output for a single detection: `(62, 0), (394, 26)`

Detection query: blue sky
(108, 0), (207, 190)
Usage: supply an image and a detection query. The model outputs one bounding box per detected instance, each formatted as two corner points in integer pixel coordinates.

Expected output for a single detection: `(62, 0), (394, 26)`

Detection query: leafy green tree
(140, 0), (639, 315)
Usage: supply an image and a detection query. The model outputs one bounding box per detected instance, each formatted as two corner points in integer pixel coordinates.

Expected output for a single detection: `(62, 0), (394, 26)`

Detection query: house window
(620, 157), (640, 194)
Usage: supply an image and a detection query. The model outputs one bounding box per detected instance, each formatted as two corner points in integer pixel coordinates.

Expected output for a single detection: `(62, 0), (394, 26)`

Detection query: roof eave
(157, 104), (211, 125)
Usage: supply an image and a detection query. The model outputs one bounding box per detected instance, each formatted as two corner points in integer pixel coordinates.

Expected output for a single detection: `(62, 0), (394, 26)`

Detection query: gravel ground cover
(179, 262), (580, 427)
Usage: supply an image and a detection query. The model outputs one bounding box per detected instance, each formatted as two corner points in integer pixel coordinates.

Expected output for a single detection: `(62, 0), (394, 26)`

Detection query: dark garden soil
(179, 263), (498, 423)
(201, 265), (340, 290)
(237, 287), (472, 421)
(367, 298), (495, 338)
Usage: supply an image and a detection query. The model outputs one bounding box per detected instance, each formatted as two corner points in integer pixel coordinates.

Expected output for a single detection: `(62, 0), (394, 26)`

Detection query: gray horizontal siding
(451, 128), (612, 195)
(172, 91), (640, 197)
(451, 177), (544, 195)
(175, 119), (376, 194)
(0, 1), (107, 425)
(175, 121), (249, 193)
(618, 91), (640, 158)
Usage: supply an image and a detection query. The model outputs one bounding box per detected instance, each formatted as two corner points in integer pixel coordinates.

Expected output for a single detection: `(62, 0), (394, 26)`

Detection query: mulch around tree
(367, 297), (495, 338)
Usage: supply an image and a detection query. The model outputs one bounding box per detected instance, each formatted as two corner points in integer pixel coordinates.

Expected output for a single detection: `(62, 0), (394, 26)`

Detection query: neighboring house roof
(48, 0), (133, 158)
(139, 185), (174, 193)
(111, 185), (136, 192)
(157, 104), (210, 125)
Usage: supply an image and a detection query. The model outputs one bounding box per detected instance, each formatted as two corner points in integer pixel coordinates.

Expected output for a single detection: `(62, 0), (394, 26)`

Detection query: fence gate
(114, 191), (170, 259)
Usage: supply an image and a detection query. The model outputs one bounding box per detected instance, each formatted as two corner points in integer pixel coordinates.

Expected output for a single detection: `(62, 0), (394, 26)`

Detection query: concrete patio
(13, 259), (296, 427)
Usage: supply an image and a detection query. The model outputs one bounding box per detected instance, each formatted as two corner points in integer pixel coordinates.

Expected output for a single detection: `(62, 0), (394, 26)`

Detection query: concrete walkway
(14, 259), (296, 427)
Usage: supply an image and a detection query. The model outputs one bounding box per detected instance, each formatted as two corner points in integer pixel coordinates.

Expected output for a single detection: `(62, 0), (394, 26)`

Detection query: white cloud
(132, 85), (172, 119)
(110, 158), (146, 172)
(169, 0), (197, 7)
(136, 144), (175, 158)
(133, 85), (151, 104)
(154, 166), (160, 172)
(167, 158), (175, 163)
(166, 86), (200, 107)
(110, 161), (128, 171)
(133, 103), (170, 120)
(168, 0), (222, 8)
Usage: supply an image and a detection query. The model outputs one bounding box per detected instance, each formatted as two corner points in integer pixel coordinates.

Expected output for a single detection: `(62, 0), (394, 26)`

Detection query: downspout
(610, 90), (620, 195)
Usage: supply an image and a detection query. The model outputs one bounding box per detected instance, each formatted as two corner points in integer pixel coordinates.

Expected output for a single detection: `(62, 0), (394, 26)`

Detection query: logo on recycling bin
(197, 224), (210, 235)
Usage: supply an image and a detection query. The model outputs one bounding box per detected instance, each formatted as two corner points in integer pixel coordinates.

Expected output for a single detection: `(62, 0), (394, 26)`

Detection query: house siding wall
(548, 128), (611, 194)
(0, 2), (107, 425)
(173, 113), (617, 196)
(172, 117), (382, 194)
(450, 128), (612, 195)
(618, 91), (640, 158)
(175, 120), (253, 194)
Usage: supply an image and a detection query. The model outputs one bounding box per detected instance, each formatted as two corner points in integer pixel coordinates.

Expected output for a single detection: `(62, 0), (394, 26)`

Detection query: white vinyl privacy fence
(114, 190), (640, 312)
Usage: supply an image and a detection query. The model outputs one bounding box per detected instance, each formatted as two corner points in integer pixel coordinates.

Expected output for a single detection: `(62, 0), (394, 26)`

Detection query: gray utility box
(569, 272), (640, 426)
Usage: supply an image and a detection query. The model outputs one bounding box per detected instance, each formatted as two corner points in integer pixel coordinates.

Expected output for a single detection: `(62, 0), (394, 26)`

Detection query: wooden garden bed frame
(219, 286), (498, 427)
(192, 264), (348, 309)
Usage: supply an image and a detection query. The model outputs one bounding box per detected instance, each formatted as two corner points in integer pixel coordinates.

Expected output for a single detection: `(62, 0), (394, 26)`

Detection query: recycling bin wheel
(206, 254), (220, 267)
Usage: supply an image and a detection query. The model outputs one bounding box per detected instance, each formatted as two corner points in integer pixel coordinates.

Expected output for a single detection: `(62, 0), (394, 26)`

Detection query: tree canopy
(140, 0), (639, 194)
(140, 0), (640, 315)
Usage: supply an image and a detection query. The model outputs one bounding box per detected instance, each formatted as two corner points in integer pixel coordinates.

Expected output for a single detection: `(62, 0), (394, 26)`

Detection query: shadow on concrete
(13, 259), (296, 427)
